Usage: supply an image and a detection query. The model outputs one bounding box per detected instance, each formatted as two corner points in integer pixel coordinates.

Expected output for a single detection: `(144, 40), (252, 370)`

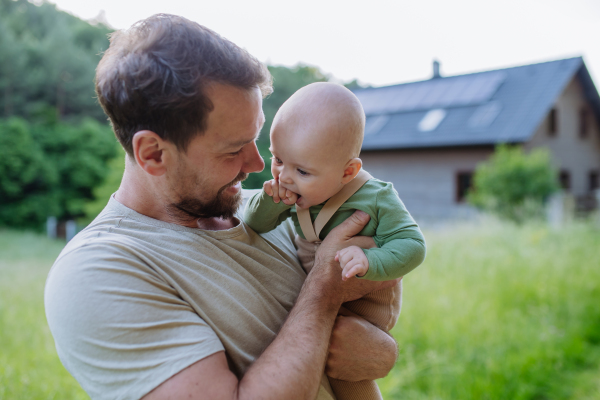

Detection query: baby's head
(269, 82), (365, 208)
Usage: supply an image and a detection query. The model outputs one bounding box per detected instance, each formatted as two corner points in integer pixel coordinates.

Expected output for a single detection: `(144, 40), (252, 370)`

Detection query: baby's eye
(297, 168), (309, 176)
(271, 156), (282, 165)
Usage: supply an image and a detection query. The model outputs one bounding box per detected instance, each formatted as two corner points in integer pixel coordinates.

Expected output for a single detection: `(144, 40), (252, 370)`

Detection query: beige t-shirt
(45, 194), (336, 400)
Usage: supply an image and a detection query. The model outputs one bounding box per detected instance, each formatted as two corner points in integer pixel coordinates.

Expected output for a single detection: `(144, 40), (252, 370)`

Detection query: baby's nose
(279, 171), (293, 184)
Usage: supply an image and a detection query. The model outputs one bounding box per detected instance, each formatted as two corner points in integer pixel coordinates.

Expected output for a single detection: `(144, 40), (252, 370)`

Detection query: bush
(82, 146), (125, 224)
(0, 117), (117, 229)
(468, 145), (559, 222)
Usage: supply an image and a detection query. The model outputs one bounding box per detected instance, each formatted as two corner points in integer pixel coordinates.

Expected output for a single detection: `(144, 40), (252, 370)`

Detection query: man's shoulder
(54, 203), (144, 266)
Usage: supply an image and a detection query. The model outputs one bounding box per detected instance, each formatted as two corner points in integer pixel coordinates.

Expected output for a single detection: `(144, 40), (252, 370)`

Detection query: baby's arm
(243, 179), (298, 233)
(356, 184), (426, 281)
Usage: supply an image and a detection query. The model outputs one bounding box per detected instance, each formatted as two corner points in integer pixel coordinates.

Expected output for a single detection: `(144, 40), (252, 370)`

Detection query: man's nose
(242, 142), (265, 174)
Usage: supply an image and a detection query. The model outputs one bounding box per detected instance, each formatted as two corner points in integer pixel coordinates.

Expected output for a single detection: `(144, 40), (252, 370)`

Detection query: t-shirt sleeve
(243, 189), (293, 233)
(361, 183), (427, 281)
(44, 243), (224, 400)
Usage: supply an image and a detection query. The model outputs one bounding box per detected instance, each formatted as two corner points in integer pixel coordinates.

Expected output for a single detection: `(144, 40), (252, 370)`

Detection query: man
(45, 14), (399, 400)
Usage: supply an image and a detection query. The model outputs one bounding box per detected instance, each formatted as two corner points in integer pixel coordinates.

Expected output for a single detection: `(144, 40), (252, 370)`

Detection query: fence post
(546, 192), (574, 228)
(595, 189), (600, 227)
(546, 193), (563, 228)
(65, 220), (77, 242)
(47, 216), (57, 239)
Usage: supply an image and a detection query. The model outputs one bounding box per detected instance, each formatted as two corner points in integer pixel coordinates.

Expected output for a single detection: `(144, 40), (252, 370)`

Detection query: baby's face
(269, 123), (349, 209)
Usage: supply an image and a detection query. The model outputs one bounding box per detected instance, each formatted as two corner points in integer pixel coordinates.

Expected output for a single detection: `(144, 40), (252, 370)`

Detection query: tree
(0, 0), (116, 229)
(468, 145), (559, 222)
(0, 117), (117, 229)
(0, 0), (111, 122)
(0, 118), (54, 227)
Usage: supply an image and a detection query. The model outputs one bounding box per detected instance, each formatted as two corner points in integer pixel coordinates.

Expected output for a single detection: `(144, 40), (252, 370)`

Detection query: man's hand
(263, 179), (298, 205)
(310, 210), (396, 304)
(335, 246), (369, 281)
(326, 308), (398, 381)
(143, 210), (396, 400)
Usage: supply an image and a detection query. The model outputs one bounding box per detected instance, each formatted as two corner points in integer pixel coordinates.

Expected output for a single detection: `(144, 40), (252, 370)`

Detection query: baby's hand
(263, 179), (298, 206)
(335, 246), (369, 281)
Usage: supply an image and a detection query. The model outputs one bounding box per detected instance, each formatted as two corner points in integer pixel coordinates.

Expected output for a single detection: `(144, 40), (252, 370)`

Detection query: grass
(1, 221), (599, 399)
(0, 230), (88, 400)
(378, 219), (600, 400)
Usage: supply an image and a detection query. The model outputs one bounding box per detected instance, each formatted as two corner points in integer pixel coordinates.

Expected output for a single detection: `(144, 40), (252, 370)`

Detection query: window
(548, 108), (557, 137)
(559, 170), (571, 191)
(456, 171), (473, 203)
(579, 108), (589, 139)
(418, 109), (446, 132)
(590, 170), (599, 192)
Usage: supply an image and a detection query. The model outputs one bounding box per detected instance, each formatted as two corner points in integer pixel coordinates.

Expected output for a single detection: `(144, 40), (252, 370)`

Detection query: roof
(355, 57), (600, 151)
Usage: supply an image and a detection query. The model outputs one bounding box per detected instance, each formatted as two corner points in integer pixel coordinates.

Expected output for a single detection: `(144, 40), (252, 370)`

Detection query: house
(354, 57), (600, 222)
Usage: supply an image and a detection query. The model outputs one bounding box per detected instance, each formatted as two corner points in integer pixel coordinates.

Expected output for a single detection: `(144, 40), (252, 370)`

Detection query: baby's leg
(295, 236), (402, 400)
(329, 281), (402, 400)
(343, 279), (402, 331)
(328, 379), (384, 400)
(294, 235), (320, 273)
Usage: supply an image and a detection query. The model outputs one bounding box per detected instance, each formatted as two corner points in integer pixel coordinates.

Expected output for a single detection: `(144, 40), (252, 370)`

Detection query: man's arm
(144, 210), (395, 400)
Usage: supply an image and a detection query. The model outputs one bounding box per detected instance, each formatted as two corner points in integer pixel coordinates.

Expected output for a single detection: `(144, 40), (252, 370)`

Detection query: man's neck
(196, 217), (237, 231)
(115, 163), (237, 231)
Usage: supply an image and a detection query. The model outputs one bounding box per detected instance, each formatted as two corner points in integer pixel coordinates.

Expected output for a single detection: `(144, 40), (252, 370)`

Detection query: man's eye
(230, 149), (242, 156)
(297, 169), (309, 176)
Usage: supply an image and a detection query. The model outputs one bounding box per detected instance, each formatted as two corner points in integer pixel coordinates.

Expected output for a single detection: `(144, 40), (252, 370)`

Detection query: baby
(244, 82), (426, 400)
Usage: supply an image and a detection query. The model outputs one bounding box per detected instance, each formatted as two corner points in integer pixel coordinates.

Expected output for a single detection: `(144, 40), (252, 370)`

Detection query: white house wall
(360, 148), (493, 224)
(523, 76), (600, 197)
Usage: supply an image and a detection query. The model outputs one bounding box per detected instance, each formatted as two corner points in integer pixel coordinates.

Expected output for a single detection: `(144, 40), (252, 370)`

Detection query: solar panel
(365, 115), (390, 135)
(468, 101), (502, 129)
(356, 71), (506, 115)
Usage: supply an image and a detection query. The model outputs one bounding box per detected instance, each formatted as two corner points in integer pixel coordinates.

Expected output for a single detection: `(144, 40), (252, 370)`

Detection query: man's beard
(167, 172), (248, 222)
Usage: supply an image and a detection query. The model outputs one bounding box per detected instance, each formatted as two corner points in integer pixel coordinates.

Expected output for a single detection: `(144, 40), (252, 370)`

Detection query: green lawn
(378, 220), (600, 400)
(0, 231), (88, 399)
(1, 221), (599, 399)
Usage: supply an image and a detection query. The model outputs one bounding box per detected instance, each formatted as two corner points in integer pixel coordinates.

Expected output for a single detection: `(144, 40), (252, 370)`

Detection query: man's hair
(95, 14), (273, 157)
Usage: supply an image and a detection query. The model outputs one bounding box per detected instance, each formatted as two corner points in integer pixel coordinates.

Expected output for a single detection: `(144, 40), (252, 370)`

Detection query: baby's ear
(341, 158), (362, 184)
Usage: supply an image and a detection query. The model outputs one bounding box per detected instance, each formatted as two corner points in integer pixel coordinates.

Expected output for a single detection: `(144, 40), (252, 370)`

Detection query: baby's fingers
(282, 189), (298, 205)
(263, 180), (274, 197)
(337, 250), (355, 267)
(277, 184), (288, 203)
(271, 180), (281, 203)
(342, 263), (367, 281)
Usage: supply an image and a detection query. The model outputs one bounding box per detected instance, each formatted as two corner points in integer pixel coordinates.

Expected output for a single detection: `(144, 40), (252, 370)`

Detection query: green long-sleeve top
(243, 178), (426, 281)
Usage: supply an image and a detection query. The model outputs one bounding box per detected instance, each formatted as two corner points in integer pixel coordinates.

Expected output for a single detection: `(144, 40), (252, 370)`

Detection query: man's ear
(341, 158), (362, 184)
(131, 130), (171, 176)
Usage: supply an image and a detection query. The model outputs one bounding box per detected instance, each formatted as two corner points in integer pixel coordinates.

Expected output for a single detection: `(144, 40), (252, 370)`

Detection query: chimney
(432, 60), (441, 79)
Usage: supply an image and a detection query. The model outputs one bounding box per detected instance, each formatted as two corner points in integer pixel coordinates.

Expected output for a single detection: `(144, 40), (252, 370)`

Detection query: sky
(48, 0), (600, 88)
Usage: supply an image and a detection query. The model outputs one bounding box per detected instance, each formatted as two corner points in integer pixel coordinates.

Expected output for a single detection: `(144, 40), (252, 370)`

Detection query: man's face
(166, 84), (265, 221)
